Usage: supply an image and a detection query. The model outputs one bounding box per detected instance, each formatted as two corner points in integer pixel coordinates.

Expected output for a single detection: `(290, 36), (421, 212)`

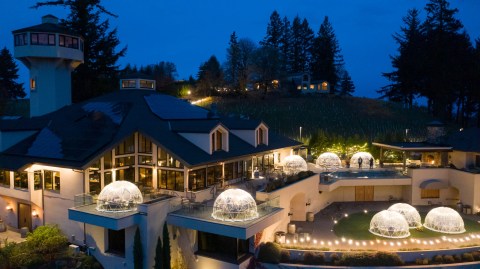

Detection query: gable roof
(0, 90), (301, 170)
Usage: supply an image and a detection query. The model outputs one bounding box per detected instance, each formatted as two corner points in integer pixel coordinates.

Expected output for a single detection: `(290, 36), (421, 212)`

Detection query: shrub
(336, 252), (403, 266)
(330, 253), (340, 264)
(303, 251), (325, 265)
(375, 251), (404, 266)
(462, 252), (474, 262)
(415, 258), (429, 265)
(471, 251), (480, 261)
(257, 242), (281, 264)
(454, 254), (462, 263)
(433, 255), (444, 264)
(443, 255), (454, 264)
(280, 249), (290, 263)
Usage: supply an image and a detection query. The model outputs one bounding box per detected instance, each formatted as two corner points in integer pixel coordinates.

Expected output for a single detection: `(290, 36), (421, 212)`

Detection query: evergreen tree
(0, 47), (25, 102)
(133, 227), (143, 269)
(422, 0), (471, 119)
(153, 236), (163, 269)
(339, 71), (355, 96)
(162, 223), (171, 269)
(34, 0), (127, 103)
(224, 32), (240, 90)
(290, 16), (313, 73)
(279, 16), (292, 74)
(261, 10), (283, 50)
(380, 9), (425, 108)
(310, 16), (343, 94)
(197, 55), (223, 96)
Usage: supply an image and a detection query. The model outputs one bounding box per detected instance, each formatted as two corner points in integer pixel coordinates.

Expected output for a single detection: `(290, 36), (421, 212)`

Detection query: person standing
(358, 157), (363, 169)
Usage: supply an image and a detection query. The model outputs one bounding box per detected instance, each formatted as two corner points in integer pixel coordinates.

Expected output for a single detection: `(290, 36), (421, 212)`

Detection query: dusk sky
(1, 0), (479, 99)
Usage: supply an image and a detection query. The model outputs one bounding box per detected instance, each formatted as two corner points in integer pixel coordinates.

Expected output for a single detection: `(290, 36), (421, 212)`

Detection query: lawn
(334, 212), (480, 240)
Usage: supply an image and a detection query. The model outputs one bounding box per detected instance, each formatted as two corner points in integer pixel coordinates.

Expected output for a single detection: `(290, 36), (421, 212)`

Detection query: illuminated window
(30, 78), (36, 90)
(0, 170), (10, 186)
(321, 81), (329, 91)
(139, 80), (154, 89)
(44, 170), (60, 191)
(121, 80), (136, 89)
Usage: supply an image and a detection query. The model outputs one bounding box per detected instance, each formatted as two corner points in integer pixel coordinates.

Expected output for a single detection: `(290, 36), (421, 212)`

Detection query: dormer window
(210, 126), (228, 153)
(256, 124), (268, 147)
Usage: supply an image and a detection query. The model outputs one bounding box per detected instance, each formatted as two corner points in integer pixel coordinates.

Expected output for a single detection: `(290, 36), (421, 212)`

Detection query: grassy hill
(208, 93), (448, 158)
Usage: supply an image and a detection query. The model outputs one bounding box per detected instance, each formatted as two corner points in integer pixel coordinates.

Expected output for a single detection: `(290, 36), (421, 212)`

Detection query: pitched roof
(0, 90), (301, 170)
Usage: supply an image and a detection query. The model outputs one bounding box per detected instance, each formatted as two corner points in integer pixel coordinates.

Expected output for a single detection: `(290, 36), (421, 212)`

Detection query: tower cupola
(12, 15), (84, 117)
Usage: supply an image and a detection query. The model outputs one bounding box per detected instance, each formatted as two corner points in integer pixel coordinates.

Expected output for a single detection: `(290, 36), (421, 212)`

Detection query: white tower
(12, 15), (84, 117)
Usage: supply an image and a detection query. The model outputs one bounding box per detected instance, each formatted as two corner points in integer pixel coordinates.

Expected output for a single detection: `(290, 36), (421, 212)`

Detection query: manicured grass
(334, 212), (480, 240)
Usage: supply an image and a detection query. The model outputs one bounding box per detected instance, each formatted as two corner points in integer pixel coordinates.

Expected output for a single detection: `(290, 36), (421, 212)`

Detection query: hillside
(208, 94), (449, 157)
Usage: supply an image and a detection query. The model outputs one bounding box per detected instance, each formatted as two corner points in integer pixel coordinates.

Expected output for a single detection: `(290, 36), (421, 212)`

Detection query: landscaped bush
(257, 242), (281, 264)
(330, 253), (340, 264)
(433, 255), (444, 264)
(471, 251), (480, 261)
(443, 255), (454, 264)
(415, 258), (429, 265)
(336, 252), (404, 266)
(454, 254), (463, 263)
(303, 251), (325, 265)
(462, 252), (474, 262)
(280, 249), (290, 263)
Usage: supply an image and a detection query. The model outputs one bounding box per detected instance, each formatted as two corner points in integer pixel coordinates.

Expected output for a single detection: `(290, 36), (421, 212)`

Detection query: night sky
(1, 0), (479, 98)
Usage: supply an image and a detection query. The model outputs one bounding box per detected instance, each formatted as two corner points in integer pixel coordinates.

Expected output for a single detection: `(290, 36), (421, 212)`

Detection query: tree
(224, 32), (240, 90)
(34, 0), (127, 102)
(0, 47), (25, 103)
(197, 55), (223, 96)
(162, 223), (171, 269)
(153, 236), (163, 269)
(133, 227), (143, 269)
(422, 0), (471, 119)
(310, 16), (343, 94)
(280, 16), (293, 74)
(261, 10), (283, 50)
(339, 71), (355, 96)
(290, 16), (314, 73)
(251, 46), (281, 94)
(380, 9), (425, 108)
(237, 38), (257, 91)
(23, 225), (68, 264)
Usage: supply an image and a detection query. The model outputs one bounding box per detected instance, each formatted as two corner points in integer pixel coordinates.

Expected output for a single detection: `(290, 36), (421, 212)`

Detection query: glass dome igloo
(388, 203), (422, 228)
(212, 189), (259, 222)
(350, 152), (375, 168)
(96, 180), (143, 213)
(369, 210), (410, 238)
(282, 155), (308, 175)
(316, 152), (342, 170)
(423, 207), (465, 234)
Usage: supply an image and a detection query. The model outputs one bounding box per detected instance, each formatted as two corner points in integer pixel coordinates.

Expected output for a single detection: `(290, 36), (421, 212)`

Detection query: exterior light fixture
(6, 204), (12, 211)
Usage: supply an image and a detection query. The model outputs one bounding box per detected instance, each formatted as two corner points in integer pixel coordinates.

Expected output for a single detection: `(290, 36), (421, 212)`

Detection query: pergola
(372, 142), (452, 171)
